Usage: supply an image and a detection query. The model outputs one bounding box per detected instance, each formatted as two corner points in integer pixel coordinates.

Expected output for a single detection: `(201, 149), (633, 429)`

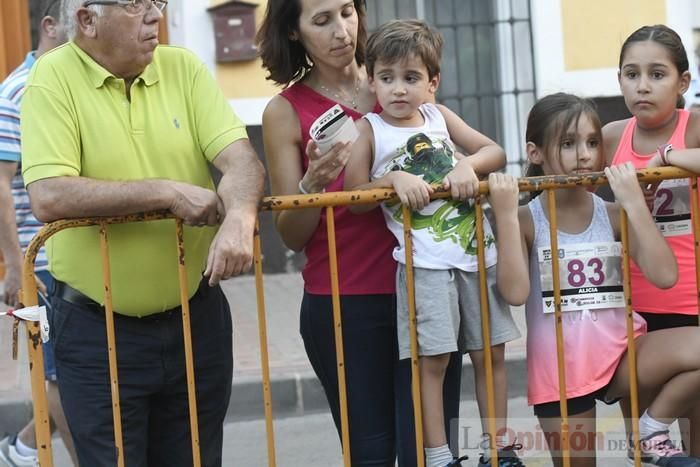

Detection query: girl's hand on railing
(487, 172), (519, 218)
(300, 140), (352, 193)
(605, 163), (647, 212)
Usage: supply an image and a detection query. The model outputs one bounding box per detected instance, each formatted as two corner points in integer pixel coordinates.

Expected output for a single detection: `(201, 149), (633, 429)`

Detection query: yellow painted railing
(14, 166), (697, 467)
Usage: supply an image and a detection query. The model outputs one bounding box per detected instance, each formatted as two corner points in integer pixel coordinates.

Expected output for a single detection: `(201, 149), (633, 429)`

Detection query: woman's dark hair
(619, 24), (689, 108)
(256, 0), (368, 86)
(524, 93), (602, 197)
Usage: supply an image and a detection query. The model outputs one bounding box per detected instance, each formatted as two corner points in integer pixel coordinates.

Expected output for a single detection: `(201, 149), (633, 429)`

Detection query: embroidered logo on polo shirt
(173, 118), (180, 129)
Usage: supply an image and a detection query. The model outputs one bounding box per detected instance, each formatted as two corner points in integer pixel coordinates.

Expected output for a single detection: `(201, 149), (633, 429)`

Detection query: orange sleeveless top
(611, 110), (698, 315)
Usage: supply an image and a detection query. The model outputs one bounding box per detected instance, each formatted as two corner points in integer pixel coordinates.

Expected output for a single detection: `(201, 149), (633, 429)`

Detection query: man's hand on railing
(203, 211), (255, 285)
(168, 181), (224, 226)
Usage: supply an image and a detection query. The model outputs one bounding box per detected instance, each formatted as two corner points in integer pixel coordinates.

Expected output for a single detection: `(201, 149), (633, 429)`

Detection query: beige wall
(561, 0), (666, 71)
(210, 0), (280, 99)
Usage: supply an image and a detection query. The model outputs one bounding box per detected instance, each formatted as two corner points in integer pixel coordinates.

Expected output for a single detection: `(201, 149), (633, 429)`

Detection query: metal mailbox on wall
(208, 1), (258, 63)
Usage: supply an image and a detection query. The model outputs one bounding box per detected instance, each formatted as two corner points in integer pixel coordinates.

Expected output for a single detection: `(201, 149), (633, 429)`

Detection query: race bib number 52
(538, 242), (624, 313)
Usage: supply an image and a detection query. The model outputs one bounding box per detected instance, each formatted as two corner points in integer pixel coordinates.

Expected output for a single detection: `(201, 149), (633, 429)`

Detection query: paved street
(1, 272), (676, 466)
(45, 395), (669, 467)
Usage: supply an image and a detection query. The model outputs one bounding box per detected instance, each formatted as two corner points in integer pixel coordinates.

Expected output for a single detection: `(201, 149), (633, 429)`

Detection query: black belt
(53, 280), (182, 321)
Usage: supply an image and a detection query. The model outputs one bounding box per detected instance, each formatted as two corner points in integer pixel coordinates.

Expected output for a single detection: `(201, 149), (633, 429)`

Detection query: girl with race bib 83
(490, 92), (700, 467)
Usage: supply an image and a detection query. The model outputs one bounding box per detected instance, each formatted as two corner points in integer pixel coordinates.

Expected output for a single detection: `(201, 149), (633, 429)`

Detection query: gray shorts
(396, 265), (520, 360)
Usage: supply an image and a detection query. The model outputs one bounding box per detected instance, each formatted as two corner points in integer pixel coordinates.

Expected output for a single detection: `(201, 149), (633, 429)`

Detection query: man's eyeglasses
(83, 0), (168, 15)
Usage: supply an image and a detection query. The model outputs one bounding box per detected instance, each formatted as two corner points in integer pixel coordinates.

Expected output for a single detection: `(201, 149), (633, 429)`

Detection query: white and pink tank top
(525, 194), (646, 405)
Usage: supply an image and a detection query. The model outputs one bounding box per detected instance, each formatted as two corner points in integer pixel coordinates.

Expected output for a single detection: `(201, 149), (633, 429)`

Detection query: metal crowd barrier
(13, 166), (697, 467)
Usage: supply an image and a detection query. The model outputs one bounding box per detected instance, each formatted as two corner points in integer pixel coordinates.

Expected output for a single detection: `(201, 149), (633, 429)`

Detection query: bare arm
(605, 163), (677, 289)
(262, 96), (350, 251)
(488, 172), (531, 305)
(345, 119), (434, 211)
(0, 161), (22, 306)
(27, 176), (221, 225)
(646, 112), (700, 171)
(203, 138), (265, 284)
(438, 104), (506, 200)
(344, 118), (382, 214)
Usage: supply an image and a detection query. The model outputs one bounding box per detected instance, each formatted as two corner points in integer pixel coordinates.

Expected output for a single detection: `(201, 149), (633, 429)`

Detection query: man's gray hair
(62, 0), (103, 40)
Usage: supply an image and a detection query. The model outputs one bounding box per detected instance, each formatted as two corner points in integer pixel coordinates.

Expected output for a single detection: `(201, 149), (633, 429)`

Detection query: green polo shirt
(21, 42), (248, 316)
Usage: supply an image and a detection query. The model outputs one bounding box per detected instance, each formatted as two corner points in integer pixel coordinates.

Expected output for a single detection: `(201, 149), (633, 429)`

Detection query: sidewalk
(0, 273), (528, 433)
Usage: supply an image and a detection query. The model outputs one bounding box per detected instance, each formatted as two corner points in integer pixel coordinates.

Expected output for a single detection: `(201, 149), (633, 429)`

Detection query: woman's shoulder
(263, 94), (298, 124)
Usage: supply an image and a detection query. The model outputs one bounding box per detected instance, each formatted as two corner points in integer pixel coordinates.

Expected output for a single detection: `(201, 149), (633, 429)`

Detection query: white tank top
(366, 103), (496, 271)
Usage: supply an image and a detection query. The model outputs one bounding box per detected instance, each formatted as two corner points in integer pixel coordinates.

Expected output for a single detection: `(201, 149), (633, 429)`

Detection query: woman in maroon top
(256, 1), (462, 465)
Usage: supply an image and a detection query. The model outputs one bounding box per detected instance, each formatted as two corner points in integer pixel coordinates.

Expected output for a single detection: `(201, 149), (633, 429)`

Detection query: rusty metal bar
(325, 206), (351, 467)
(545, 190), (571, 467)
(261, 167), (692, 211)
(474, 199), (498, 462)
(175, 219), (202, 467)
(14, 167), (699, 467)
(253, 219), (277, 467)
(401, 205), (426, 467)
(620, 210), (642, 467)
(98, 222), (125, 467)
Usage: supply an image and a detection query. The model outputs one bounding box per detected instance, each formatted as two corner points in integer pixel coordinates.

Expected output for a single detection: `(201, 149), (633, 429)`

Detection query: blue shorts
(35, 270), (57, 381)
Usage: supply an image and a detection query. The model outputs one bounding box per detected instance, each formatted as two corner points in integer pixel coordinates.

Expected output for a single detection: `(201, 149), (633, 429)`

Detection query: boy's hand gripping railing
(18, 211), (203, 467)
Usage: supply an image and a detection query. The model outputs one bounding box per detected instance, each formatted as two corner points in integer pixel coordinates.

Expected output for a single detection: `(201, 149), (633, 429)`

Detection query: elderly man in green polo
(20, 0), (264, 465)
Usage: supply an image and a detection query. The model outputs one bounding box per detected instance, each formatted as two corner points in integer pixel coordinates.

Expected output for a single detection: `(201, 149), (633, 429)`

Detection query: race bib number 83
(538, 242), (624, 313)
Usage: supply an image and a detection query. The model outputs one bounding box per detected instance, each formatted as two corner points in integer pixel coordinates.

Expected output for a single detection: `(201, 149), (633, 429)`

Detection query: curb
(1, 358), (528, 434)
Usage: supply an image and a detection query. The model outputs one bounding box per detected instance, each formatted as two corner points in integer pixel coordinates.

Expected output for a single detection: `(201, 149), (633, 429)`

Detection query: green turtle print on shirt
(381, 132), (494, 255)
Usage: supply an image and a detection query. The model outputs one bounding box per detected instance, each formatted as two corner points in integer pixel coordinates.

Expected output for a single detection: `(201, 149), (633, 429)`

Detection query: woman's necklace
(319, 78), (361, 110)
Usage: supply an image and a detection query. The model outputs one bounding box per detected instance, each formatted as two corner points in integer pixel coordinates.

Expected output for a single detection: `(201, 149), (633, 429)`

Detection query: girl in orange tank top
(605, 25), (700, 326)
(604, 24), (700, 458)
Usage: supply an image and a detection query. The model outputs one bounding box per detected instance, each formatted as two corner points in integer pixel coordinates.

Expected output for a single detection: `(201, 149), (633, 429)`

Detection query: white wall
(166, 0), (271, 126)
(530, 0), (695, 98)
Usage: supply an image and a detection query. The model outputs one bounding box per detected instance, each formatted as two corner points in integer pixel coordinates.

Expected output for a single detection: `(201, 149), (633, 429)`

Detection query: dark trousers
(49, 281), (233, 467)
(300, 292), (462, 467)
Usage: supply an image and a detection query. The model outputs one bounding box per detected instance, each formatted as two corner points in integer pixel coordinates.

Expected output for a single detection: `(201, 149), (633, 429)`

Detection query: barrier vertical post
(690, 177), (700, 312)
(402, 204), (426, 467)
(253, 219), (277, 467)
(474, 199), (498, 462)
(98, 221), (125, 467)
(21, 270), (52, 467)
(325, 206), (351, 467)
(545, 190), (571, 467)
(175, 219), (202, 467)
(620, 210), (641, 467)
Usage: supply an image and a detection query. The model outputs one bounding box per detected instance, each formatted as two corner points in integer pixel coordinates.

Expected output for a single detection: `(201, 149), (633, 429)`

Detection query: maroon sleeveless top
(279, 82), (397, 294)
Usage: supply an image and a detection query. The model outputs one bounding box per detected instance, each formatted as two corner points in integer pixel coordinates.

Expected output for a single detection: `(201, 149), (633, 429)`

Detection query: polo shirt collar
(24, 51), (37, 70)
(69, 41), (160, 88)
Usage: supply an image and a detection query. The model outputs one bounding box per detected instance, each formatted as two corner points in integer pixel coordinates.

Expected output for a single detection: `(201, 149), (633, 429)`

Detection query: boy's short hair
(366, 19), (443, 79)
